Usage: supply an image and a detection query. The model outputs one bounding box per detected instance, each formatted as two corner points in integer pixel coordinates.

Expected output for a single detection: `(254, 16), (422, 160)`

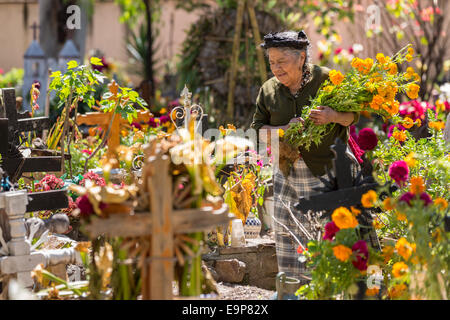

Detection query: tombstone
(22, 40), (47, 114)
(58, 40), (81, 74)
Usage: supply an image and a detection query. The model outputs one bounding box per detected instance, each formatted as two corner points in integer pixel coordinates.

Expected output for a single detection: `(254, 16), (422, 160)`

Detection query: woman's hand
(309, 106), (337, 126)
(284, 116), (305, 130)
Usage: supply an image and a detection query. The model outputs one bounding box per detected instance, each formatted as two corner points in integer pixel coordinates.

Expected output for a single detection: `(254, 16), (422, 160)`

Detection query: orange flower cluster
(395, 237), (416, 261)
(331, 207), (358, 229)
(332, 245), (353, 262)
(409, 176), (425, 195)
(428, 121), (445, 131)
(329, 70), (345, 86)
(392, 129), (407, 142)
(351, 57), (374, 74)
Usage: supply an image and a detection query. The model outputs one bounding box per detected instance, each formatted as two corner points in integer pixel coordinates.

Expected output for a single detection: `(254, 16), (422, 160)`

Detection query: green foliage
(65, 140), (105, 177)
(0, 68), (24, 89)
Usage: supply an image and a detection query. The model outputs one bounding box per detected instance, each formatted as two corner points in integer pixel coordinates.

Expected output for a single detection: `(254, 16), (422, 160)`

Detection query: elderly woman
(251, 31), (359, 282)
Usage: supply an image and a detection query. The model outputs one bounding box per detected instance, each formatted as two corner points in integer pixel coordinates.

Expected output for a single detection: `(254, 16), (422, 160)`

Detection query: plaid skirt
(272, 158), (326, 283)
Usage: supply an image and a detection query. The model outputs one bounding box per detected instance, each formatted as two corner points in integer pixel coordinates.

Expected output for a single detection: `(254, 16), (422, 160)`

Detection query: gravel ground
(216, 282), (275, 300)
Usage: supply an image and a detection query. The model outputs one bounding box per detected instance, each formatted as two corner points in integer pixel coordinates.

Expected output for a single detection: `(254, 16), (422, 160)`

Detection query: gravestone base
(202, 238), (278, 290)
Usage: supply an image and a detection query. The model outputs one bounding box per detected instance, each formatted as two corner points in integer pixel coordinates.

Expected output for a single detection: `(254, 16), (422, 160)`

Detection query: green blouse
(250, 64), (359, 177)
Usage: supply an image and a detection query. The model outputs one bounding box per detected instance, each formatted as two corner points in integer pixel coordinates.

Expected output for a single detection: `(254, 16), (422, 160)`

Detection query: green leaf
(67, 60), (79, 69)
(90, 56), (103, 66)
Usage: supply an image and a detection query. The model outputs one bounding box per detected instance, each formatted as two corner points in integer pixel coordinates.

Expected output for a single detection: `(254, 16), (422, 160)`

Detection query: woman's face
(268, 48), (305, 90)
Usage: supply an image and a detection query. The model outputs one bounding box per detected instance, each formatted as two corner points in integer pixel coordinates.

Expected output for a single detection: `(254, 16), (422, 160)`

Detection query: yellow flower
(406, 83), (420, 99)
(361, 190), (377, 208)
(429, 121), (445, 131)
(392, 261), (409, 278)
(395, 237), (415, 261)
(383, 197), (395, 211)
(333, 245), (353, 262)
(332, 207), (358, 229)
(408, 47), (414, 56)
(409, 176), (425, 195)
(277, 128), (285, 138)
(159, 107), (167, 114)
(435, 100), (445, 113)
(329, 69), (345, 86)
(402, 117), (414, 129)
(376, 53), (387, 64)
(434, 198), (448, 211)
(323, 85), (335, 92)
(227, 124), (237, 131)
(406, 54), (413, 62)
(392, 130), (407, 142)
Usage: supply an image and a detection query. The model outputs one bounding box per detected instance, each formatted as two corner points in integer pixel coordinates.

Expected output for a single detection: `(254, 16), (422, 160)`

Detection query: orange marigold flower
(428, 121), (445, 131)
(395, 237), (415, 261)
(414, 118), (422, 127)
(406, 83), (420, 99)
(388, 63), (398, 75)
(329, 69), (345, 86)
(332, 245), (353, 262)
(392, 261), (409, 278)
(409, 176), (425, 195)
(366, 287), (380, 297)
(408, 47), (414, 56)
(392, 130), (407, 142)
(350, 206), (361, 216)
(402, 117), (414, 129)
(406, 67), (415, 78)
(361, 190), (377, 208)
(376, 53), (387, 64)
(405, 54), (413, 62)
(434, 198), (448, 211)
(332, 207), (358, 229)
(396, 210), (407, 222)
(383, 197), (395, 211)
(388, 283), (408, 299)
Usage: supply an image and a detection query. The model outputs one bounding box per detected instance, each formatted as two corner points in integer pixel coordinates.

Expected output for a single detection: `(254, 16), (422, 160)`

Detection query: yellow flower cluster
(351, 57), (374, 74)
(406, 83), (420, 99)
(219, 123), (237, 136)
(331, 207), (358, 229)
(434, 198), (448, 211)
(333, 245), (353, 262)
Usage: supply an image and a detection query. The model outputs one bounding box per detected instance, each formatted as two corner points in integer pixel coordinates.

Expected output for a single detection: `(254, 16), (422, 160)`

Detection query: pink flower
(357, 128), (378, 151)
(168, 99), (180, 108)
(388, 124), (406, 138)
(35, 174), (64, 191)
(323, 221), (340, 241)
(352, 240), (369, 271)
(399, 100), (427, 121)
(148, 117), (158, 128)
(0, 68), (4, 75)
(75, 195), (94, 217)
(334, 48), (343, 55)
(81, 149), (92, 155)
(80, 172), (106, 187)
(388, 161), (409, 186)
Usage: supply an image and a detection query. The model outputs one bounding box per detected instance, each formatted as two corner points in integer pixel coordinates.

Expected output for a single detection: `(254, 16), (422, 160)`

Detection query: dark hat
(260, 30), (310, 50)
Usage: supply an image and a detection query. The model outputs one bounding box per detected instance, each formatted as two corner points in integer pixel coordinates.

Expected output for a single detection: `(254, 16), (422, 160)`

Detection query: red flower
(35, 174), (64, 191)
(323, 221), (340, 241)
(131, 122), (142, 130)
(357, 128), (378, 151)
(148, 117), (158, 128)
(388, 161), (409, 186)
(352, 240), (369, 271)
(159, 115), (170, 124)
(75, 195), (94, 217)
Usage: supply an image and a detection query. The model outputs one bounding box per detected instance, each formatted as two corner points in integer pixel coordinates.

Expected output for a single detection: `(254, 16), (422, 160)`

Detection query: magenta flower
(352, 240), (369, 271)
(131, 122), (142, 130)
(323, 221), (340, 241)
(357, 128), (378, 151)
(399, 192), (432, 207)
(388, 161), (409, 186)
(148, 117), (158, 128)
(81, 149), (92, 155)
(159, 115), (170, 124)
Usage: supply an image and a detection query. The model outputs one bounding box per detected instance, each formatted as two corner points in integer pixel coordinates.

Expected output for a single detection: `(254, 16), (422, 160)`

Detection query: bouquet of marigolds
(285, 45), (421, 151)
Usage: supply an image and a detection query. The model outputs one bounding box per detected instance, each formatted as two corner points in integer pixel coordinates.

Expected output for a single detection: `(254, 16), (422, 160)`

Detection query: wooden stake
(227, 0), (246, 120)
(247, 0), (267, 84)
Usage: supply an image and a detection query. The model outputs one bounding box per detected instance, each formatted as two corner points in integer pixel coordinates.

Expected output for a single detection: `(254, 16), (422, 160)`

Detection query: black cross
(30, 22), (40, 41)
(0, 88), (62, 181)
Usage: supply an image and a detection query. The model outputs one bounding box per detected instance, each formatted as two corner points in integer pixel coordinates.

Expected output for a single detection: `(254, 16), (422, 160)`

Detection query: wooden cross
(30, 22), (40, 41)
(0, 88), (62, 181)
(76, 109), (152, 167)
